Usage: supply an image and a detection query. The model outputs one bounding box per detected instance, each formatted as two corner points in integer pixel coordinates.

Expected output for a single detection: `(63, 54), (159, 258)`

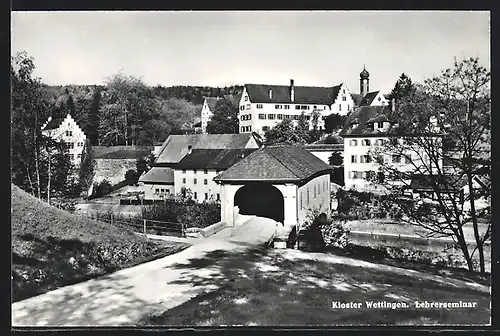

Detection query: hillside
(11, 184), (190, 302)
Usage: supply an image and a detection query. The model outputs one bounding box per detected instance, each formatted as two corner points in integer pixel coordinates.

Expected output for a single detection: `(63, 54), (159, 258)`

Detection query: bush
(335, 189), (397, 220)
(142, 198), (221, 228)
(125, 169), (139, 185)
(91, 179), (112, 198)
(301, 209), (350, 250)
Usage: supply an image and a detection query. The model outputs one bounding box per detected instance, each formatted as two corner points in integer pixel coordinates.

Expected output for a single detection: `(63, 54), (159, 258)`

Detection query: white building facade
(200, 97), (221, 134)
(238, 80), (355, 136)
(42, 114), (87, 167)
(174, 168), (222, 202)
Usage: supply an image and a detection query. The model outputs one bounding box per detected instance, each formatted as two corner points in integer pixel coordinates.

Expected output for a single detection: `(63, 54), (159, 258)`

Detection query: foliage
(124, 169), (139, 185)
(206, 98), (239, 134)
(324, 113), (347, 133)
(323, 134), (343, 144)
(78, 140), (96, 194)
(334, 189), (402, 220)
(264, 118), (307, 146)
(142, 192), (221, 228)
(387, 73), (416, 102)
(301, 208), (350, 249)
(91, 179), (112, 198)
(328, 152), (343, 166)
(373, 57), (491, 272)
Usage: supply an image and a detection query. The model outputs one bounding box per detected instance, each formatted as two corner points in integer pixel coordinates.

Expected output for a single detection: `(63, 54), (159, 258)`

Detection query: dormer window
(244, 96), (248, 101)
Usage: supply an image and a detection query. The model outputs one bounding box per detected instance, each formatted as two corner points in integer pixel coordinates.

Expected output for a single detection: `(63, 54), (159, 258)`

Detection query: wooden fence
(83, 212), (187, 238)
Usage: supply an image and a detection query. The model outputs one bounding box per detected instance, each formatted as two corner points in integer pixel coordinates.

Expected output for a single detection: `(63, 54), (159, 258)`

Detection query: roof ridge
(264, 147), (301, 179)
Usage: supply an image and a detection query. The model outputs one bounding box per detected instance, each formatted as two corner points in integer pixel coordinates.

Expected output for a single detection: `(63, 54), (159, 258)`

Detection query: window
(240, 106), (245, 111)
(366, 171), (375, 180)
(284, 105), (290, 109)
(247, 114), (252, 120)
(246, 104), (251, 110)
(293, 115), (300, 120)
(216, 193), (220, 201)
(284, 115), (291, 119)
(194, 178), (197, 184)
(350, 139), (358, 146)
(244, 96), (248, 101)
(300, 192), (303, 210)
(275, 104), (282, 109)
(353, 171), (361, 179)
(66, 130), (73, 136)
(182, 169), (186, 174)
(241, 127), (245, 132)
(205, 193), (208, 200)
(194, 192), (197, 199)
(314, 185), (316, 198)
(295, 105), (301, 110)
(77, 154), (82, 159)
(392, 155), (401, 163)
(277, 114), (283, 119)
(194, 169), (198, 174)
(339, 104), (342, 111)
(262, 126), (269, 132)
(241, 115), (245, 121)
(257, 104), (263, 109)
(258, 114), (266, 120)
(182, 178), (186, 184)
(347, 104), (350, 111)
(155, 188), (159, 194)
(307, 188), (310, 204)
(247, 126), (252, 132)
(268, 114), (276, 120)
(204, 179), (208, 185)
(377, 122), (384, 129)
(342, 96), (346, 101)
(351, 155), (357, 163)
(362, 139), (371, 146)
(360, 155), (372, 163)
(204, 169), (208, 174)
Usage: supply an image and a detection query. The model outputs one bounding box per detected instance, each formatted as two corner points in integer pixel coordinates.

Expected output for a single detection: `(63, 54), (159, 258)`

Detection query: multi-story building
(238, 80), (356, 136)
(340, 105), (444, 191)
(200, 96), (221, 134)
(359, 90), (389, 107)
(41, 113), (87, 167)
(173, 148), (258, 202)
(138, 133), (261, 200)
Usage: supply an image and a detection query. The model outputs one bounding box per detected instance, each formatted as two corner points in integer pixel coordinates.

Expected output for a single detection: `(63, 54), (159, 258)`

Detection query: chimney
(268, 89), (273, 99)
(391, 98), (396, 113)
(290, 79), (295, 102)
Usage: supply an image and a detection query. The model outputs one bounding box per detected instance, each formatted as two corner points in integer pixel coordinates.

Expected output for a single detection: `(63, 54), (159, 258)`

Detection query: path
(11, 218), (278, 327)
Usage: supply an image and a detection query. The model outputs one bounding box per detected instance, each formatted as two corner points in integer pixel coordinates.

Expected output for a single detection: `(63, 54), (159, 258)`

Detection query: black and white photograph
(11, 10), (491, 327)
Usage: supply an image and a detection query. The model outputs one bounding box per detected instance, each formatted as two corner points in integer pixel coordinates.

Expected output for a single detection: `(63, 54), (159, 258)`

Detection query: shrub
(124, 169), (139, 185)
(302, 209), (350, 249)
(91, 179), (112, 198)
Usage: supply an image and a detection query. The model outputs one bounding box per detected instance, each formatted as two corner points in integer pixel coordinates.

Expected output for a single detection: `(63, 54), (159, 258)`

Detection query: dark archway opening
(234, 183), (284, 223)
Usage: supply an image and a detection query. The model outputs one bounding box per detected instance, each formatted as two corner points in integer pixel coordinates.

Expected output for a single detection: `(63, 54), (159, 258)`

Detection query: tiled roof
(245, 84), (342, 105)
(139, 167), (174, 184)
(304, 144), (344, 151)
(43, 118), (65, 131)
(155, 134), (260, 165)
(339, 105), (393, 137)
(214, 145), (332, 183)
(359, 91), (380, 106)
(93, 146), (153, 159)
(410, 174), (464, 191)
(174, 148), (258, 170)
(204, 97), (220, 111)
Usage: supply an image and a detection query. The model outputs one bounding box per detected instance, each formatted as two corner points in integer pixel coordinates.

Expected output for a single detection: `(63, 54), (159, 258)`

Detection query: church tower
(360, 65), (370, 98)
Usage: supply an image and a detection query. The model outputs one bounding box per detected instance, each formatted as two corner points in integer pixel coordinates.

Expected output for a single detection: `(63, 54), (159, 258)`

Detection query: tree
(388, 73), (416, 102)
(328, 152), (343, 166)
(206, 98), (239, 134)
(79, 139), (96, 195)
(87, 86), (101, 145)
(11, 51), (50, 198)
(264, 118), (308, 146)
(325, 113), (347, 133)
(372, 57), (490, 272)
(328, 152), (344, 185)
(125, 169), (139, 185)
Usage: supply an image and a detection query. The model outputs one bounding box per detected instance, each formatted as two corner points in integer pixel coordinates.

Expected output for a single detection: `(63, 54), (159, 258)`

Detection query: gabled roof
(410, 174), (465, 192)
(204, 97), (220, 111)
(174, 148), (258, 170)
(359, 91), (380, 106)
(214, 145), (332, 183)
(339, 105), (393, 137)
(139, 167), (174, 184)
(245, 84), (342, 105)
(43, 117), (65, 131)
(155, 133), (260, 165)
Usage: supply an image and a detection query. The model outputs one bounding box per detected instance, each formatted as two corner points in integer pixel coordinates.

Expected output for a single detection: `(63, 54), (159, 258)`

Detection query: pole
(143, 219), (147, 235)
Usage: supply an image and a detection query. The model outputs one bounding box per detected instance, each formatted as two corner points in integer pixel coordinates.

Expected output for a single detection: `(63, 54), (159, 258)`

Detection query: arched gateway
(214, 145), (333, 238)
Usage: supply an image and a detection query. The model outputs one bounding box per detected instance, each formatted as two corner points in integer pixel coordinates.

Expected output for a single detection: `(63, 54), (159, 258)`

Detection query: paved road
(11, 218), (278, 327)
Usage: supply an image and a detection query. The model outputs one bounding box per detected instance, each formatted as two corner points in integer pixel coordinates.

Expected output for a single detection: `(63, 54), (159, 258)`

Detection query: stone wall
(93, 158), (137, 186)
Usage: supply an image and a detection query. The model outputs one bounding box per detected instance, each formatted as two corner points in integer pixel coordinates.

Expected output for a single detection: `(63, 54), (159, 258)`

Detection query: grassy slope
(11, 184), (190, 301)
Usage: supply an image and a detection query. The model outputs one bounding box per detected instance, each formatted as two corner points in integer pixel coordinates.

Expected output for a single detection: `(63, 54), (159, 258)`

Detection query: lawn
(141, 245), (490, 326)
(11, 184), (191, 302)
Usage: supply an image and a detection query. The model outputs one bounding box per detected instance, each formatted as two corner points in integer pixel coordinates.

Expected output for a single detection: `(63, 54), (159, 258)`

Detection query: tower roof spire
(360, 65), (370, 79)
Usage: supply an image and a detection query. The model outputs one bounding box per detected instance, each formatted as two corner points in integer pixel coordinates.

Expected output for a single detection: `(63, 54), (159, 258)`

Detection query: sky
(11, 11), (490, 94)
